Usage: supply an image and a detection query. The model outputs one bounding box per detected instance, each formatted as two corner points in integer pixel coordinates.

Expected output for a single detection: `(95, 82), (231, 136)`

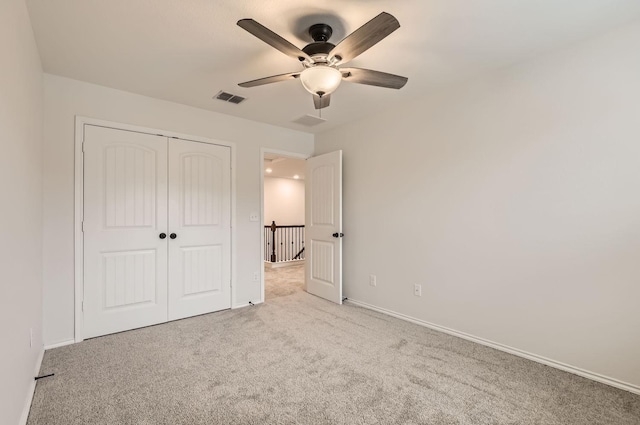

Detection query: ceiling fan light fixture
(300, 66), (342, 97)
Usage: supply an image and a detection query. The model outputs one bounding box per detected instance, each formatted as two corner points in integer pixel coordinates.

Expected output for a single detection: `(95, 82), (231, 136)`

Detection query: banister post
(270, 221), (277, 262)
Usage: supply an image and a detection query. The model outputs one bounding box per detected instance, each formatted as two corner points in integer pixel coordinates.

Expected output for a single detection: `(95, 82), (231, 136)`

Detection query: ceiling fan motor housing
(302, 24), (336, 62)
(309, 23), (332, 42)
(302, 42), (335, 59)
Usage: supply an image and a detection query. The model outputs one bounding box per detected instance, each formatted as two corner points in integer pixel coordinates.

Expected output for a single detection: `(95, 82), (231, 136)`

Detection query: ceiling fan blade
(313, 94), (331, 109)
(340, 67), (408, 89)
(238, 72), (301, 88)
(237, 19), (312, 63)
(328, 12), (400, 64)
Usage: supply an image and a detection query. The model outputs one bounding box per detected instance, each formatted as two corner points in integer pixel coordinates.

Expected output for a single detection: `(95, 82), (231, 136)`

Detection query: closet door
(83, 126), (168, 339)
(167, 139), (231, 320)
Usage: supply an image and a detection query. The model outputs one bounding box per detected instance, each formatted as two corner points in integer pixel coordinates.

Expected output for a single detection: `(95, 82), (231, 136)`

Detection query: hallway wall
(264, 177), (305, 225)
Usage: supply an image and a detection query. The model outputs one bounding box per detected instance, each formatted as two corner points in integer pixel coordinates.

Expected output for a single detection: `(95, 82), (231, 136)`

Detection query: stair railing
(264, 221), (305, 263)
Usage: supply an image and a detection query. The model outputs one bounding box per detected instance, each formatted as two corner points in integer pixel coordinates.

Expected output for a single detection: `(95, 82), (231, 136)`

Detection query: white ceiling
(26, 1), (640, 134)
(264, 155), (306, 181)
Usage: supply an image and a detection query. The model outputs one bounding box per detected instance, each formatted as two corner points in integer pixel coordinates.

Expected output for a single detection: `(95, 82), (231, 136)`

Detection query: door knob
(170, 233), (177, 239)
(159, 233), (167, 239)
(332, 232), (344, 238)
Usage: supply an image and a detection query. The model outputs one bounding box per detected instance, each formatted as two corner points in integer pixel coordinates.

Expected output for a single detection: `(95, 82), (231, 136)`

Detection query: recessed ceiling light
(293, 175), (300, 179)
(265, 168), (272, 173)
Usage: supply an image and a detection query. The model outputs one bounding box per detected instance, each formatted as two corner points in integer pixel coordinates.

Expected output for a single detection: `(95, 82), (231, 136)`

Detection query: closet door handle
(170, 233), (177, 239)
(159, 233), (167, 239)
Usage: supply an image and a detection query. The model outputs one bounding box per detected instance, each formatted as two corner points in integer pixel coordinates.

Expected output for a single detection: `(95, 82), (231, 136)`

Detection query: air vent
(292, 114), (327, 127)
(214, 91), (246, 105)
(227, 95), (245, 104)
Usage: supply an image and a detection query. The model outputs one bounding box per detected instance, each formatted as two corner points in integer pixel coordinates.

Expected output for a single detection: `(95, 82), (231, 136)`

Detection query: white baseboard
(265, 259), (305, 269)
(20, 347), (45, 425)
(345, 298), (640, 396)
(44, 339), (75, 350)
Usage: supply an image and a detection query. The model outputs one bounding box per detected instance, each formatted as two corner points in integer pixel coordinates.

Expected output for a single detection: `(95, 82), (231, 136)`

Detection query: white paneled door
(167, 139), (231, 320)
(83, 125), (231, 339)
(305, 151), (343, 304)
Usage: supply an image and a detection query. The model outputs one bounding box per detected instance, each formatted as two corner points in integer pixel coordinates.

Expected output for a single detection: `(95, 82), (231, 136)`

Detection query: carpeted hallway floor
(28, 264), (640, 424)
(264, 263), (305, 300)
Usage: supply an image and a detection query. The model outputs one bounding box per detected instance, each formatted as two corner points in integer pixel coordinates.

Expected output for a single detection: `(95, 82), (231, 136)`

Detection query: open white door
(305, 150), (343, 304)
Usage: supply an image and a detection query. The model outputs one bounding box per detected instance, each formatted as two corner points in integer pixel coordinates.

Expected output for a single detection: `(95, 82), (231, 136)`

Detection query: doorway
(260, 149), (344, 305)
(261, 151), (307, 301)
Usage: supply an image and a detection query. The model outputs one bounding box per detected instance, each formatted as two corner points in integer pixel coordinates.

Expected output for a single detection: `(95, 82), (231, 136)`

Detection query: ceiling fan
(237, 12), (408, 110)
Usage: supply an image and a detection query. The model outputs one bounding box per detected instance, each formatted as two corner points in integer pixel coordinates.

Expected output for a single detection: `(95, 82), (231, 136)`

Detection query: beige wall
(264, 177), (305, 226)
(0, 0), (44, 423)
(316, 20), (640, 389)
(42, 74), (314, 346)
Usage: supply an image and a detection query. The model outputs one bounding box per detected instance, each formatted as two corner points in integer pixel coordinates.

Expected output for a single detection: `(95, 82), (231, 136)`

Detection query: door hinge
(81, 221), (85, 232)
(81, 301), (84, 312)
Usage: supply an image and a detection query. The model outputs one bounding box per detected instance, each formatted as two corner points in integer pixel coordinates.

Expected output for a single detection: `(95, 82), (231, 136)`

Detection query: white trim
(74, 116), (237, 341)
(44, 339), (75, 350)
(259, 148), (310, 304)
(346, 298), (640, 396)
(74, 118), (84, 342)
(230, 146), (237, 310)
(20, 347), (45, 425)
(265, 259), (305, 269)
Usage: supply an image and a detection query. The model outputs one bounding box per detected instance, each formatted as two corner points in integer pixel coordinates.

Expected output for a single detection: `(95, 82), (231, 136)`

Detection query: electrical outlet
(30, 328), (33, 348)
(253, 271), (260, 282)
(414, 284), (422, 297)
(369, 274), (377, 287)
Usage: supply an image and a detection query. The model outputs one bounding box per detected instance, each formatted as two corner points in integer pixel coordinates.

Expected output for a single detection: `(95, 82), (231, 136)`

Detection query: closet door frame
(74, 116), (236, 343)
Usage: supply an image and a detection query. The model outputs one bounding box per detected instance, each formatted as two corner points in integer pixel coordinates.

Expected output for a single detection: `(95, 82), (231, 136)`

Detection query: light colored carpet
(28, 266), (640, 424)
(265, 263), (305, 299)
